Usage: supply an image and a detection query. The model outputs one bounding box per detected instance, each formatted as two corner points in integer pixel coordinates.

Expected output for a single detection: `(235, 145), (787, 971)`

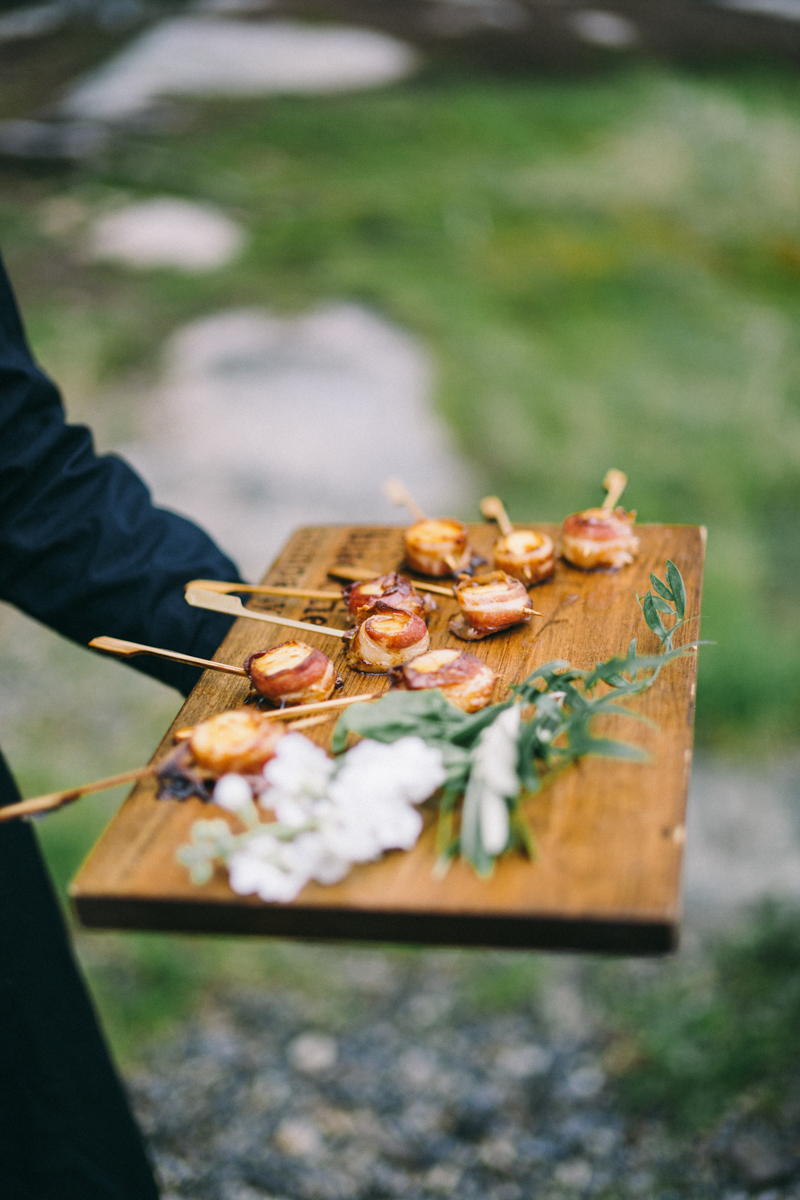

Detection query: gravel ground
(128, 949), (800, 1200)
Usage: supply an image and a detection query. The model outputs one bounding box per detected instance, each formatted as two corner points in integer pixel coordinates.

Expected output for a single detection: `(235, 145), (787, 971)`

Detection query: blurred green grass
(596, 901), (800, 1132)
(3, 61), (800, 1070)
(6, 64), (800, 746)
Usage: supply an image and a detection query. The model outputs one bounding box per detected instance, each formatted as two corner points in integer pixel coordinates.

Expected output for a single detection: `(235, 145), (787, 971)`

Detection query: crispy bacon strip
(157, 708), (285, 800)
(404, 518), (472, 578)
(494, 529), (555, 586)
(392, 648), (497, 713)
(450, 571), (534, 640)
(244, 641), (337, 706)
(345, 606), (430, 673)
(343, 571), (436, 624)
(561, 507), (639, 571)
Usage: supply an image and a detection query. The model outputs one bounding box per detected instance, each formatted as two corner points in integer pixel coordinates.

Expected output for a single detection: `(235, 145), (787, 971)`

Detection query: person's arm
(0, 256), (241, 696)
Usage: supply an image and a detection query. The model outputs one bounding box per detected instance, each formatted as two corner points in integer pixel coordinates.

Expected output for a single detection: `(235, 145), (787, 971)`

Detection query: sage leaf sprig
(638, 558), (688, 652)
(334, 561), (702, 878)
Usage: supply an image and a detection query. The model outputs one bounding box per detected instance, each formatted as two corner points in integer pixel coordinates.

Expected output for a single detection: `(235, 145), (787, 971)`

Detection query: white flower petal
(270, 794), (315, 829)
(380, 737), (447, 804)
(212, 773), (254, 814)
(373, 801), (423, 851)
(262, 733), (334, 800)
(228, 838), (310, 903)
(480, 790), (510, 855)
(476, 706), (520, 799)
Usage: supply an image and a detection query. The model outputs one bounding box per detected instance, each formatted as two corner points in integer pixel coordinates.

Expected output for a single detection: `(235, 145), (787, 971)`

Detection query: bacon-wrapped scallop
(343, 571), (436, 624)
(158, 708), (285, 801)
(392, 648), (497, 713)
(244, 641), (337, 707)
(561, 507), (639, 571)
(345, 606), (430, 673)
(493, 529), (555, 586)
(450, 571), (534, 640)
(404, 518), (472, 578)
(189, 708), (284, 774)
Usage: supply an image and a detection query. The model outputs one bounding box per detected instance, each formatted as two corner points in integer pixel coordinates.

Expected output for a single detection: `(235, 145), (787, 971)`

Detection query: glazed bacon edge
(345, 607), (431, 672)
(354, 606), (430, 651)
(245, 644), (332, 697)
(343, 572), (436, 622)
(562, 507), (637, 542)
(393, 650), (487, 691)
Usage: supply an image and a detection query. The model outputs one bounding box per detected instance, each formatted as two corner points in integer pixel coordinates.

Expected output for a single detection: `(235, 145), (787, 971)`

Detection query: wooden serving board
(71, 523), (705, 954)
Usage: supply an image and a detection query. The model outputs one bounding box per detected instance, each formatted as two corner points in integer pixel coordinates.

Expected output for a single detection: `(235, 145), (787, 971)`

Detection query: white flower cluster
(178, 734), (446, 903)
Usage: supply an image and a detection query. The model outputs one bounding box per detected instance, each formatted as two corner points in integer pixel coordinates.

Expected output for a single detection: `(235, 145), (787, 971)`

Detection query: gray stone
(86, 197), (245, 271)
(286, 1032), (338, 1074)
(728, 1127), (796, 1186)
(568, 10), (639, 49)
(118, 304), (474, 579)
(62, 18), (417, 122)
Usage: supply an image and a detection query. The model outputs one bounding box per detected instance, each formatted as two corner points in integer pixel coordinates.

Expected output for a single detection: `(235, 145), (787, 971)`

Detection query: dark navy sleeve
(0, 256), (242, 696)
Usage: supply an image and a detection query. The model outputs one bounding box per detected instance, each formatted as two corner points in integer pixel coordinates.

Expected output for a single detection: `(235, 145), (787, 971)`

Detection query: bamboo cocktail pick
(90, 636), (248, 676)
(480, 495), (515, 538)
(185, 588), (347, 638)
(383, 476), (426, 522)
(0, 694), (380, 822)
(93, 637), (381, 718)
(0, 766), (155, 823)
(383, 479), (463, 574)
(328, 565), (454, 598)
(187, 579), (339, 602)
(601, 469), (628, 512)
(91, 636), (381, 718)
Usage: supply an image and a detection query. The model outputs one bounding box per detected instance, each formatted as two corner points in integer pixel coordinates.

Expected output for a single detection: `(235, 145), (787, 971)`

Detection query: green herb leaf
(332, 688), (466, 752)
(666, 560), (686, 620)
(650, 572), (674, 602)
(642, 592), (668, 640)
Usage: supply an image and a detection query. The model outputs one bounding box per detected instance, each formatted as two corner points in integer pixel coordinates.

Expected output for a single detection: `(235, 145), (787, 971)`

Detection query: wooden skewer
(185, 588), (347, 639)
(187, 579), (339, 602)
(1, 694), (381, 822)
(0, 766), (154, 823)
(255, 691), (379, 721)
(480, 495), (515, 538)
(601, 469), (628, 513)
(328, 565), (454, 598)
(175, 691), (380, 740)
(383, 477), (426, 522)
(90, 636), (249, 676)
(287, 712), (342, 731)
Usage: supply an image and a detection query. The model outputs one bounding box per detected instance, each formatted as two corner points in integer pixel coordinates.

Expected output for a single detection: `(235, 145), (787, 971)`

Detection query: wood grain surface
(71, 523), (705, 954)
